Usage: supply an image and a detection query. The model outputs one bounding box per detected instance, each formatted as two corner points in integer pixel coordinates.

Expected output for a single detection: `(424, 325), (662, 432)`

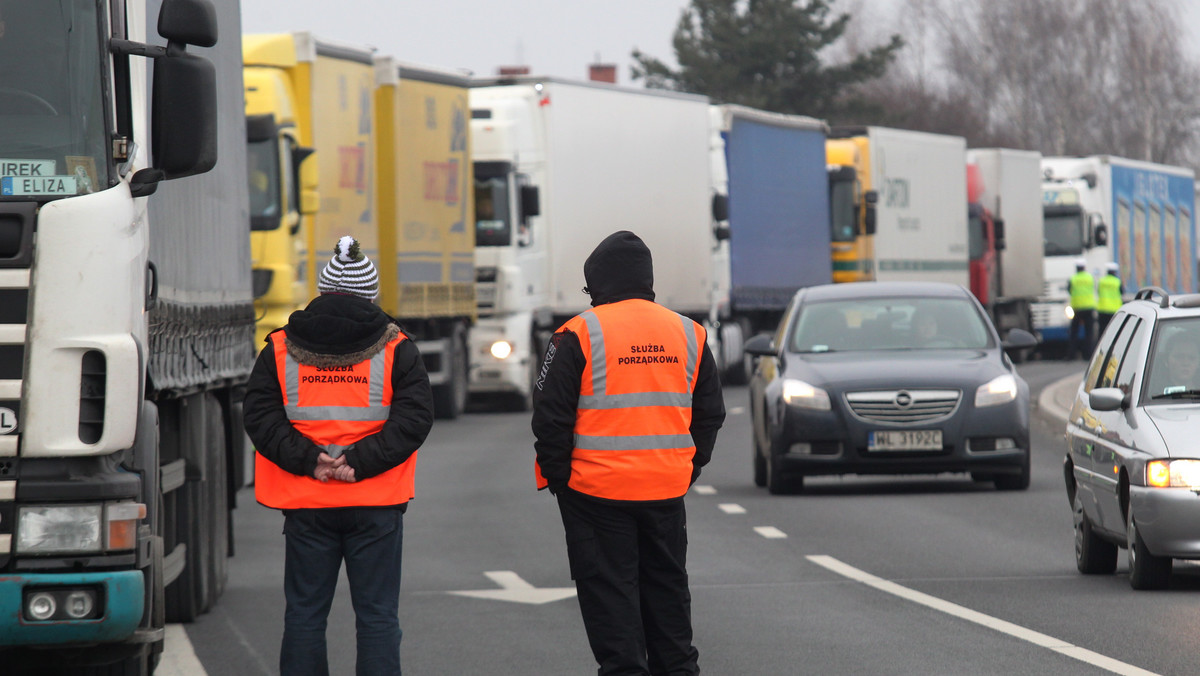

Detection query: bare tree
(850, 0), (1200, 166)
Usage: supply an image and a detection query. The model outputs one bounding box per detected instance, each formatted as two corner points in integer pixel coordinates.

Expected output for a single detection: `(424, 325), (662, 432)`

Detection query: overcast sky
(240, 0), (1200, 85)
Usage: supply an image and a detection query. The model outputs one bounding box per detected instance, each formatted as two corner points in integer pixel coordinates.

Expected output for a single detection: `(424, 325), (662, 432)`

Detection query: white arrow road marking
(807, 555), (1160, 676)
(448, 571), (577, 605)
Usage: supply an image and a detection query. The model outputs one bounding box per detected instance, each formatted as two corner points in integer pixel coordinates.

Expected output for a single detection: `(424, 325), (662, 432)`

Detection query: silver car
(1066, 288), (1200, 589)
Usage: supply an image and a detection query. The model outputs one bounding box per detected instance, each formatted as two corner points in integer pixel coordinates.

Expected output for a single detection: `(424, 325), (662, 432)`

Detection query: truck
(709, 104), (832, 383)
(825, 126), (969, 286)
(469, 77), (718, 408)
(0, 0), (252, 673)
(243, 34), (475, 418)
(1035, 156), (1197, 345)
(965, 148), (1045, 337)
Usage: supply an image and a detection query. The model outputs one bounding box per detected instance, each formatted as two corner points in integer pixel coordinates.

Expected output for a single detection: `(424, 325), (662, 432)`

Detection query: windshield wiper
(1151, 389), (1200, 400)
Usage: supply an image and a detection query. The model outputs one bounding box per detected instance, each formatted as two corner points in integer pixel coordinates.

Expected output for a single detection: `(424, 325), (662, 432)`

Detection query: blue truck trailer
(710, 105), (832, 383)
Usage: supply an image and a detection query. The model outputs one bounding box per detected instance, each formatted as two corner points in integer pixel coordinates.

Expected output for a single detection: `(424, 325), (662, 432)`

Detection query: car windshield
(1145, 318), (1200, 400)
(789, 296), (993, 353)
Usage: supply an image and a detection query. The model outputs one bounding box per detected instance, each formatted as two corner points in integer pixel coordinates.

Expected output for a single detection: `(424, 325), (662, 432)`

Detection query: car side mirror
(744, 334), (775, 356)
(1089, 387), (1127, 412)
(1001, 328), (1038, 353)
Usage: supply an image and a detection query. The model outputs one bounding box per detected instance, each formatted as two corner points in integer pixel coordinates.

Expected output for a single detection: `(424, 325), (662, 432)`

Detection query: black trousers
(1068, 309), (1096, 360)
(557, 490), (699, 676)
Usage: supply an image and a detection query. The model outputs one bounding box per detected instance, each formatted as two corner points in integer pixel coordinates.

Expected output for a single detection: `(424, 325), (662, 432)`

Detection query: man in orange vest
(532, 231), (726, 676)
(244, 236), (433, 676)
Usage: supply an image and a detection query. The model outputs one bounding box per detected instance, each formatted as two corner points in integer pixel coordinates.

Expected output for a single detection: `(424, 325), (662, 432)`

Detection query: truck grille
(845, 389), (960, 424)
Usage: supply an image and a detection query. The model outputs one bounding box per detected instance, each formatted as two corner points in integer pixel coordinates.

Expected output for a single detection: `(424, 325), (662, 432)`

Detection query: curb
(1037, 373), (1081, 425)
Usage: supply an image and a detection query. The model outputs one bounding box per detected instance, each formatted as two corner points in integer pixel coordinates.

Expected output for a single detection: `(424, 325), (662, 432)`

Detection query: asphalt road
(167, 359), (1200, 676)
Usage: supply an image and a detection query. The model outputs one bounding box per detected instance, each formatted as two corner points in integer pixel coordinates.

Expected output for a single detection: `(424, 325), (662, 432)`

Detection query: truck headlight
(781, 379), (830, 410)
(490, 340), (513, 359)
(18, 505), (102, 554)
(975, 374), (1018, 407)
(1064, 306), (1075, 320)
(1147, 459), (1200, 488)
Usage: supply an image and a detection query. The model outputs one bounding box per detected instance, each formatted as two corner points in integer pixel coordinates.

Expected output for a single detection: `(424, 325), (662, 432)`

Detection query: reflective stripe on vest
(1069, 271), (1096, 310)
(1097, 274), (1122, 314)
(255, 330), (417, 510)
(559, 299), (702, 501)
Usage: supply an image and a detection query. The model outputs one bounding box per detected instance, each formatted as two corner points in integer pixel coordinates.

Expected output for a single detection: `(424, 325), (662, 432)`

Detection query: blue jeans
(280, 507), (405, 676)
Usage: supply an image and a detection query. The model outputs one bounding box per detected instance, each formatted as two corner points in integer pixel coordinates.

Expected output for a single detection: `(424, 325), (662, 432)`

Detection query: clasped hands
(314, 451), (357, 483)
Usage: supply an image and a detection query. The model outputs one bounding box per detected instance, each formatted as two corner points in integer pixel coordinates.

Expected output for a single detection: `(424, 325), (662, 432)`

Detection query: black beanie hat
(583, 230), (655, 306)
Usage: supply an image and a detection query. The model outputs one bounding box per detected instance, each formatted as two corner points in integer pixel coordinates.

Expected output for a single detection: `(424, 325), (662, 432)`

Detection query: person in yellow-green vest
(1067, 258), (1097, 360)
(1097, 261), (1125, 336)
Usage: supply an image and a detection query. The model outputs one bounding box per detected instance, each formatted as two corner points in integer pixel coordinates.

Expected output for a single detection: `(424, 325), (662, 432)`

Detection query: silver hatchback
(1065, 288), (1200, 589)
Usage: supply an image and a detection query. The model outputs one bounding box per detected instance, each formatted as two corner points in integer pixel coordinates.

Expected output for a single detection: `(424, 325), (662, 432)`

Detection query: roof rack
(1133, 286), (1169, 308)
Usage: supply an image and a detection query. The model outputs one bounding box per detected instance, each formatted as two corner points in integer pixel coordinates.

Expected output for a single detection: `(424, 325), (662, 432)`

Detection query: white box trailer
(469, 77), (717, 407)
(863, 127), (969, 286)
(540, 81), (715, 316)
(968, 147), (1044, 335)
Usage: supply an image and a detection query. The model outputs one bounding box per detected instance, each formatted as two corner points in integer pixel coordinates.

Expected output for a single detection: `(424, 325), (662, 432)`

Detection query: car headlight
(1147, 459), (1200, 488)
(18, 505), (102, 554)
(781, 379), (830, 410)
(975, 374), (1018, 407)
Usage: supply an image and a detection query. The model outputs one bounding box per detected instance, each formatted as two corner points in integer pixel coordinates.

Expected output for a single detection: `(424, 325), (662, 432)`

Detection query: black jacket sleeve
(344, 339), (434, 480)
(243, 343), (324, 477)
(688, 342), (726, 483)
(531, 330), (583, 492)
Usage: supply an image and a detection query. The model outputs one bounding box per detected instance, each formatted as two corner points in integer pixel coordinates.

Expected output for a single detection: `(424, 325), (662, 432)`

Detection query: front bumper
(1129, 486), (1200, 559)
(770, 396), (1029, 478)
(0, 571), (144, 646)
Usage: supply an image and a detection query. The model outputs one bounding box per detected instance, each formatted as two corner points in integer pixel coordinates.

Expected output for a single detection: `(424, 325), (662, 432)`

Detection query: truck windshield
(474, 162), (512, 247)
(248, 137), (281, 230)
(0, 0), (110, 201)
(829, 176), (856, 242)
(1044, 210), (1085, 256)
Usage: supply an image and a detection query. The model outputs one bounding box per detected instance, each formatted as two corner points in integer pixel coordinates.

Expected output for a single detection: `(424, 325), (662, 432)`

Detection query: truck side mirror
(158, 0), (218, 48)
(863, 189), (878, 235)
(712, 193), (729, 223)
(994, 218), (1006, 252)
(1093, 224), (1108, 247)
(520, 185), (541, 219)
(294, 147), (320, 218)
(152, 52), (217, 178)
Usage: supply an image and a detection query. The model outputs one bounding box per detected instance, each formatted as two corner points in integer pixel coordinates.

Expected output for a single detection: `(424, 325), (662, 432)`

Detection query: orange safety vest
(255, 330), (417, 509)
(536, 299), (704, 501)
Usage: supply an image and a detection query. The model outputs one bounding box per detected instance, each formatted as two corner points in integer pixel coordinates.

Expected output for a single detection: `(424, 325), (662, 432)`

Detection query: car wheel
(765, 442), (801, 495)
(994, 453), (1031, 491)
(752, 430), (766, 488)
(1073, 493), (1117, 574)
(1127, 508), (1172, 590)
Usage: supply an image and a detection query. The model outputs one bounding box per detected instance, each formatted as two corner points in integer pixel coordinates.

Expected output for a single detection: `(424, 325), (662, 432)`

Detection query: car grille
(844, 389), (961, 424)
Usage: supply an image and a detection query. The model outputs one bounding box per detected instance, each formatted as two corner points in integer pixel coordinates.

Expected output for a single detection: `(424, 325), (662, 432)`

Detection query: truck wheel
(204, 393), (229, 606)
(165, 395), (212, 621)
(433, 329), (468, 419)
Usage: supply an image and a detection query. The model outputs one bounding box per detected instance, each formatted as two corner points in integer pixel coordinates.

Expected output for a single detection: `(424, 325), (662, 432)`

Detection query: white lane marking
(448, 570), (576, 605)
(692, 485), (717, 495)
(806, 555), (1160, 676)
(754, 526), (787, 539)
(157, 624), (207, 676)
(718, 503), (747, 514)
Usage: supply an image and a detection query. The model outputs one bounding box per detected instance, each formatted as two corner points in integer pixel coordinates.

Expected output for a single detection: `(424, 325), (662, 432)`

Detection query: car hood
(791, 349), (1010, 391)
(1145, 406), (1200, 458)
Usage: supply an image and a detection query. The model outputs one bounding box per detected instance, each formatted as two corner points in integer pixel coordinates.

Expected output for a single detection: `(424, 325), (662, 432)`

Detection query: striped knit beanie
(318, 236), (379, 300)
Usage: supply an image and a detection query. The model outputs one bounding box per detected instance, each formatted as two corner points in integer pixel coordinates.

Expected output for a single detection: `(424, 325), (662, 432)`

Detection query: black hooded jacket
(243, 293), (434, 500)
(530, 231), (726, 499)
